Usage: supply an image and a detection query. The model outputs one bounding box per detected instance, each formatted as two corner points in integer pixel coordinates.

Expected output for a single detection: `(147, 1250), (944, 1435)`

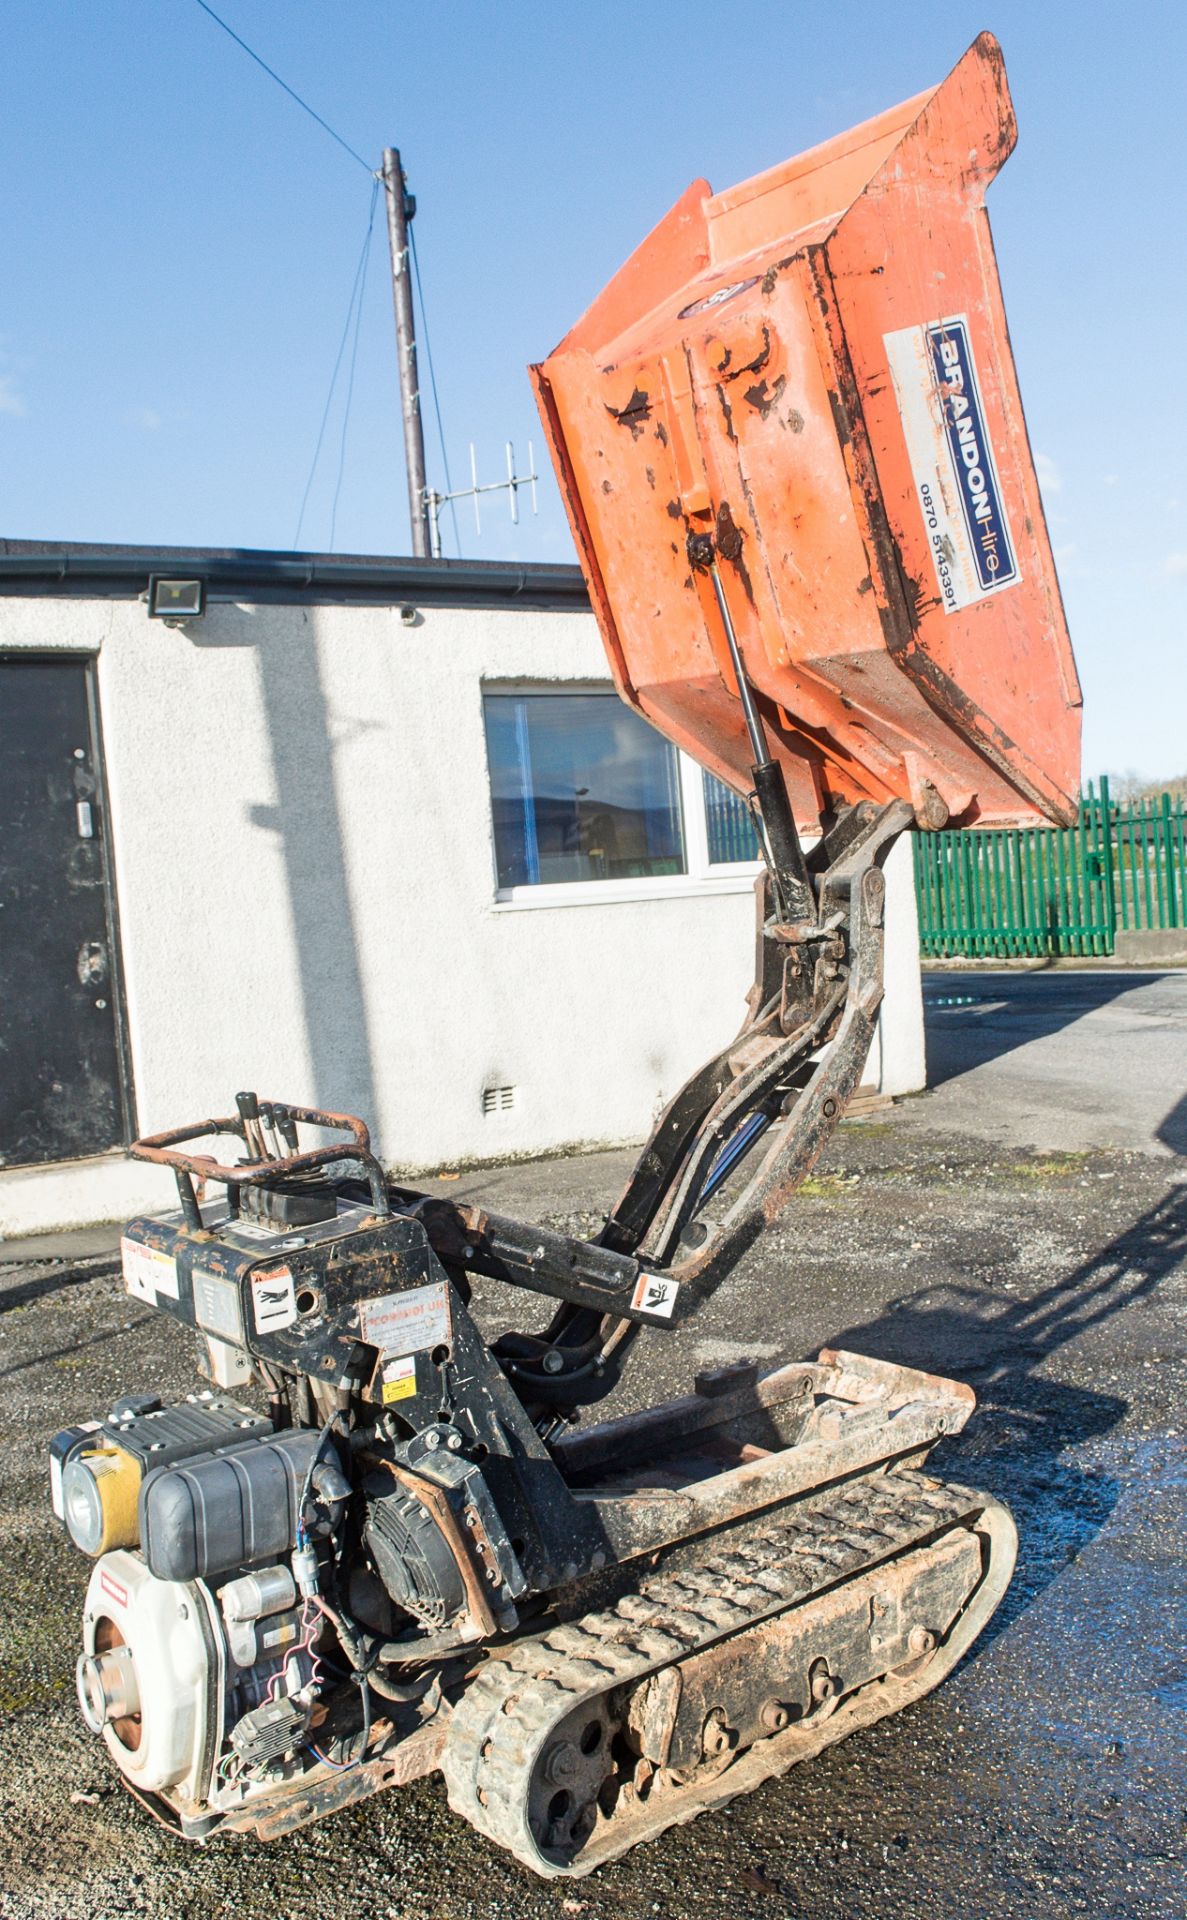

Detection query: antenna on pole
(426, 442), (539, 559)
(381, 148), (431, 558)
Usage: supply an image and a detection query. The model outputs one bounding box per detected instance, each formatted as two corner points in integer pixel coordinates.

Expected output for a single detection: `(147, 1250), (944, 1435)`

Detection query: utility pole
(381, 148), (430, 558)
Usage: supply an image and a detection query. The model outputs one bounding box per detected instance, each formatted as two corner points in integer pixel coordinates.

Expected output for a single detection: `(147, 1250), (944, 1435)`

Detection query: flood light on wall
(147, 577), (206, 623)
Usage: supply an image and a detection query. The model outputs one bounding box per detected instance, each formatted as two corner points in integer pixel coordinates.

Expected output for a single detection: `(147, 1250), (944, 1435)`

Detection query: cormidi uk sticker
(358, 1280), (451, 1358)
(884, 313), (1019, 614)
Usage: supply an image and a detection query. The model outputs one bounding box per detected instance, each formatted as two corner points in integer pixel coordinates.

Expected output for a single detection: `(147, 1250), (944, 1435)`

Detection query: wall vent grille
(482, 1084), (516, 1115)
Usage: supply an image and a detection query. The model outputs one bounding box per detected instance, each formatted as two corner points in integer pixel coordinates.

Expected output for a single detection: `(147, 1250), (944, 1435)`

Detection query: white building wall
(0, 591), (924, 1237)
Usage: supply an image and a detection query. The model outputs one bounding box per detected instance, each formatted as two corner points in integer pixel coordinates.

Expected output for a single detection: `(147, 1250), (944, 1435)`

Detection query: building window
(483, 688), (762, 901)
(703, 769), (760, 865)
(484, 691), (685, 889)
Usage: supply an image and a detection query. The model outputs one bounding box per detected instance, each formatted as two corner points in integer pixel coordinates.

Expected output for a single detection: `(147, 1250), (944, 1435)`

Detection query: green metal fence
(1112, 788), (1186, 933)
(914, 777), (1187, 958)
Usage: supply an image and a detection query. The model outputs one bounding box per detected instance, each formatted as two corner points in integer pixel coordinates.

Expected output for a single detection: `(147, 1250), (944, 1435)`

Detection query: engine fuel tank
(532, 33), (1080, 831)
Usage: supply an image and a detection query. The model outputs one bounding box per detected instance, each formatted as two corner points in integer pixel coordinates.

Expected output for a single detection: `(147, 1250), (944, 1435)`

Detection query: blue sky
(2, 2), (1183, 781)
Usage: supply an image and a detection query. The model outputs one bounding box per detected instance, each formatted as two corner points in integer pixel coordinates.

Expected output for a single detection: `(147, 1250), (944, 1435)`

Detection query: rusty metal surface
(644, 1530), (982, 1773)
(441, 1470), (1017, 1876)
(209, 1346), (986, 1854)
(129, 1102), (388, 1213)
(119, 1207), (443, 1405)
(631, 803), (910, 1309)
(217, 1719), (447, 1840)
(532, 34), (1080, 832)
(394, 1191), (644, 1315)
(380, 1460), (503, 1642)
(553, 1357), (818, 1478)
(584, 804), (898, 1323)
(814, 1346), (976, 1416)
(577, 1347), (976, 1565)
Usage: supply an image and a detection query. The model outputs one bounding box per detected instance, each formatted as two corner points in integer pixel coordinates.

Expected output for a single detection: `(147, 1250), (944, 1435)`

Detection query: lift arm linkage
(414, 796), (912, 1416)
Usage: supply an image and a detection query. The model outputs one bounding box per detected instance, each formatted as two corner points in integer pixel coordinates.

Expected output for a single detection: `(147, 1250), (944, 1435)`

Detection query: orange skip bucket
(532, 33), (1081, 831)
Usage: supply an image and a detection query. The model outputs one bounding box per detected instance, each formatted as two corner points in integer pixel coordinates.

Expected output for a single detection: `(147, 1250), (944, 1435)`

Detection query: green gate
(912, 776), (1187, 959)
(1111, 787), (1186, 935)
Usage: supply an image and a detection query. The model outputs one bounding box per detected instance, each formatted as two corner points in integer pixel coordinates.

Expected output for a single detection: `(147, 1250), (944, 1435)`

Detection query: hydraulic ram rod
(705, 553), (815, 925)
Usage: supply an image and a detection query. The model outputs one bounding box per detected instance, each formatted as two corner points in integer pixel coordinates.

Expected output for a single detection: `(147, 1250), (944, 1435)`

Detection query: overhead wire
(330, 179), (379, 551)
(409, 227), (460, 555)
(191, 0), (457, 555)
(293, 180), (378, 550)
(191, 0), (372, 174)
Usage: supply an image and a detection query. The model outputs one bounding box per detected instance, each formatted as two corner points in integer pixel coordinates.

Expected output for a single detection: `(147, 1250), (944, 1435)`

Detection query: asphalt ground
(1, 971), (1185, 1919)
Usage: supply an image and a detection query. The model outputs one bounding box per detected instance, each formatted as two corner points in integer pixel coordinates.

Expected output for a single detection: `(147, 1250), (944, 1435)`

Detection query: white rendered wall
(0, 592), (924, 1236)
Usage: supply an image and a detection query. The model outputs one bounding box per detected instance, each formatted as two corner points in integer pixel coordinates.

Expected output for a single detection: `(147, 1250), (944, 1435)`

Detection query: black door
(0, 656), (132, 1166)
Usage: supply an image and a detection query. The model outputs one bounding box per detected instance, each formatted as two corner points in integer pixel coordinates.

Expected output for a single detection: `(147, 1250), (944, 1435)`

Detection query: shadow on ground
(922, 972), (1162, 1087)
(1158, 1089), (1187, 1155)
(835, 1179), (1187, 1650)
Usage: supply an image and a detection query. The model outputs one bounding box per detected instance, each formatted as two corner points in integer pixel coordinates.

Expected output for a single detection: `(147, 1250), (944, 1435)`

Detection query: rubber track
(441, 1468), (989, 1874)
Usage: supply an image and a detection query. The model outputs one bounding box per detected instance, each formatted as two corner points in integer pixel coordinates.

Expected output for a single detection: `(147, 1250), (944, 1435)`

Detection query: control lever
(259, 1101), (282, 1161)
(235, 1090), (267, 1162)
(273, 1104), (300, 1155)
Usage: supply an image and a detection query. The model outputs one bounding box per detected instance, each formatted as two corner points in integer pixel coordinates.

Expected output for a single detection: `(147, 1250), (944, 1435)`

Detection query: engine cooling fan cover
(361, 1471), (467, 1629)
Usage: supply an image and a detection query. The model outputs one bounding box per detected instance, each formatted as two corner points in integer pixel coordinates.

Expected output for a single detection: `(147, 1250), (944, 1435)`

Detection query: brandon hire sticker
(251, 1264), (297, 1334)
(630, 1272), (680, 1321)
(884, 312), (1019, 614)
(121, 1237), (180, 1304)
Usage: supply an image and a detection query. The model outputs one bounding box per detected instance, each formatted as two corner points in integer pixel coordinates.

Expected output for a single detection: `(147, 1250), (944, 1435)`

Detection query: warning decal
(251, 1264), (297, 1334)
(630, 1272), (680, 1321)
(193, 1267), (245, 1344)
(99, 1567), (129, 1610)
(381, 1355), (418, 1404)
(884, 312), (1019, 614)
(121, 1237), (180, 1304)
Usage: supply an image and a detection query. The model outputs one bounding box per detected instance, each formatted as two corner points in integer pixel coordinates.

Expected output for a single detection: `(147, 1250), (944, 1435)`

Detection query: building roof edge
(0, 540), (592, 611)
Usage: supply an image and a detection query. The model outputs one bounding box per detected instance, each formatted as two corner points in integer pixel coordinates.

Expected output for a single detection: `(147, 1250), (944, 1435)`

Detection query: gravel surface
(1, 972), (1185, 1918)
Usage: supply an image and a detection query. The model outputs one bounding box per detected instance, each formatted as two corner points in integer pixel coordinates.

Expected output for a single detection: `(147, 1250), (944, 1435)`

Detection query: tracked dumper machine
(52, 35), (1080, 1876)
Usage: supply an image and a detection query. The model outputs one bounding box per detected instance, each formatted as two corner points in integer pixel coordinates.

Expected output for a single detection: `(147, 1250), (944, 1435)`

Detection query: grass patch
(796, 1172), (856, 1199)
(1008, 1152), (1090, 1181)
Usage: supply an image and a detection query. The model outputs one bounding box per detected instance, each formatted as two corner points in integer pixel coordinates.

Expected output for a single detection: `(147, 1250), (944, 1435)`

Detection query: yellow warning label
(381, 1355), (418, 1403)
